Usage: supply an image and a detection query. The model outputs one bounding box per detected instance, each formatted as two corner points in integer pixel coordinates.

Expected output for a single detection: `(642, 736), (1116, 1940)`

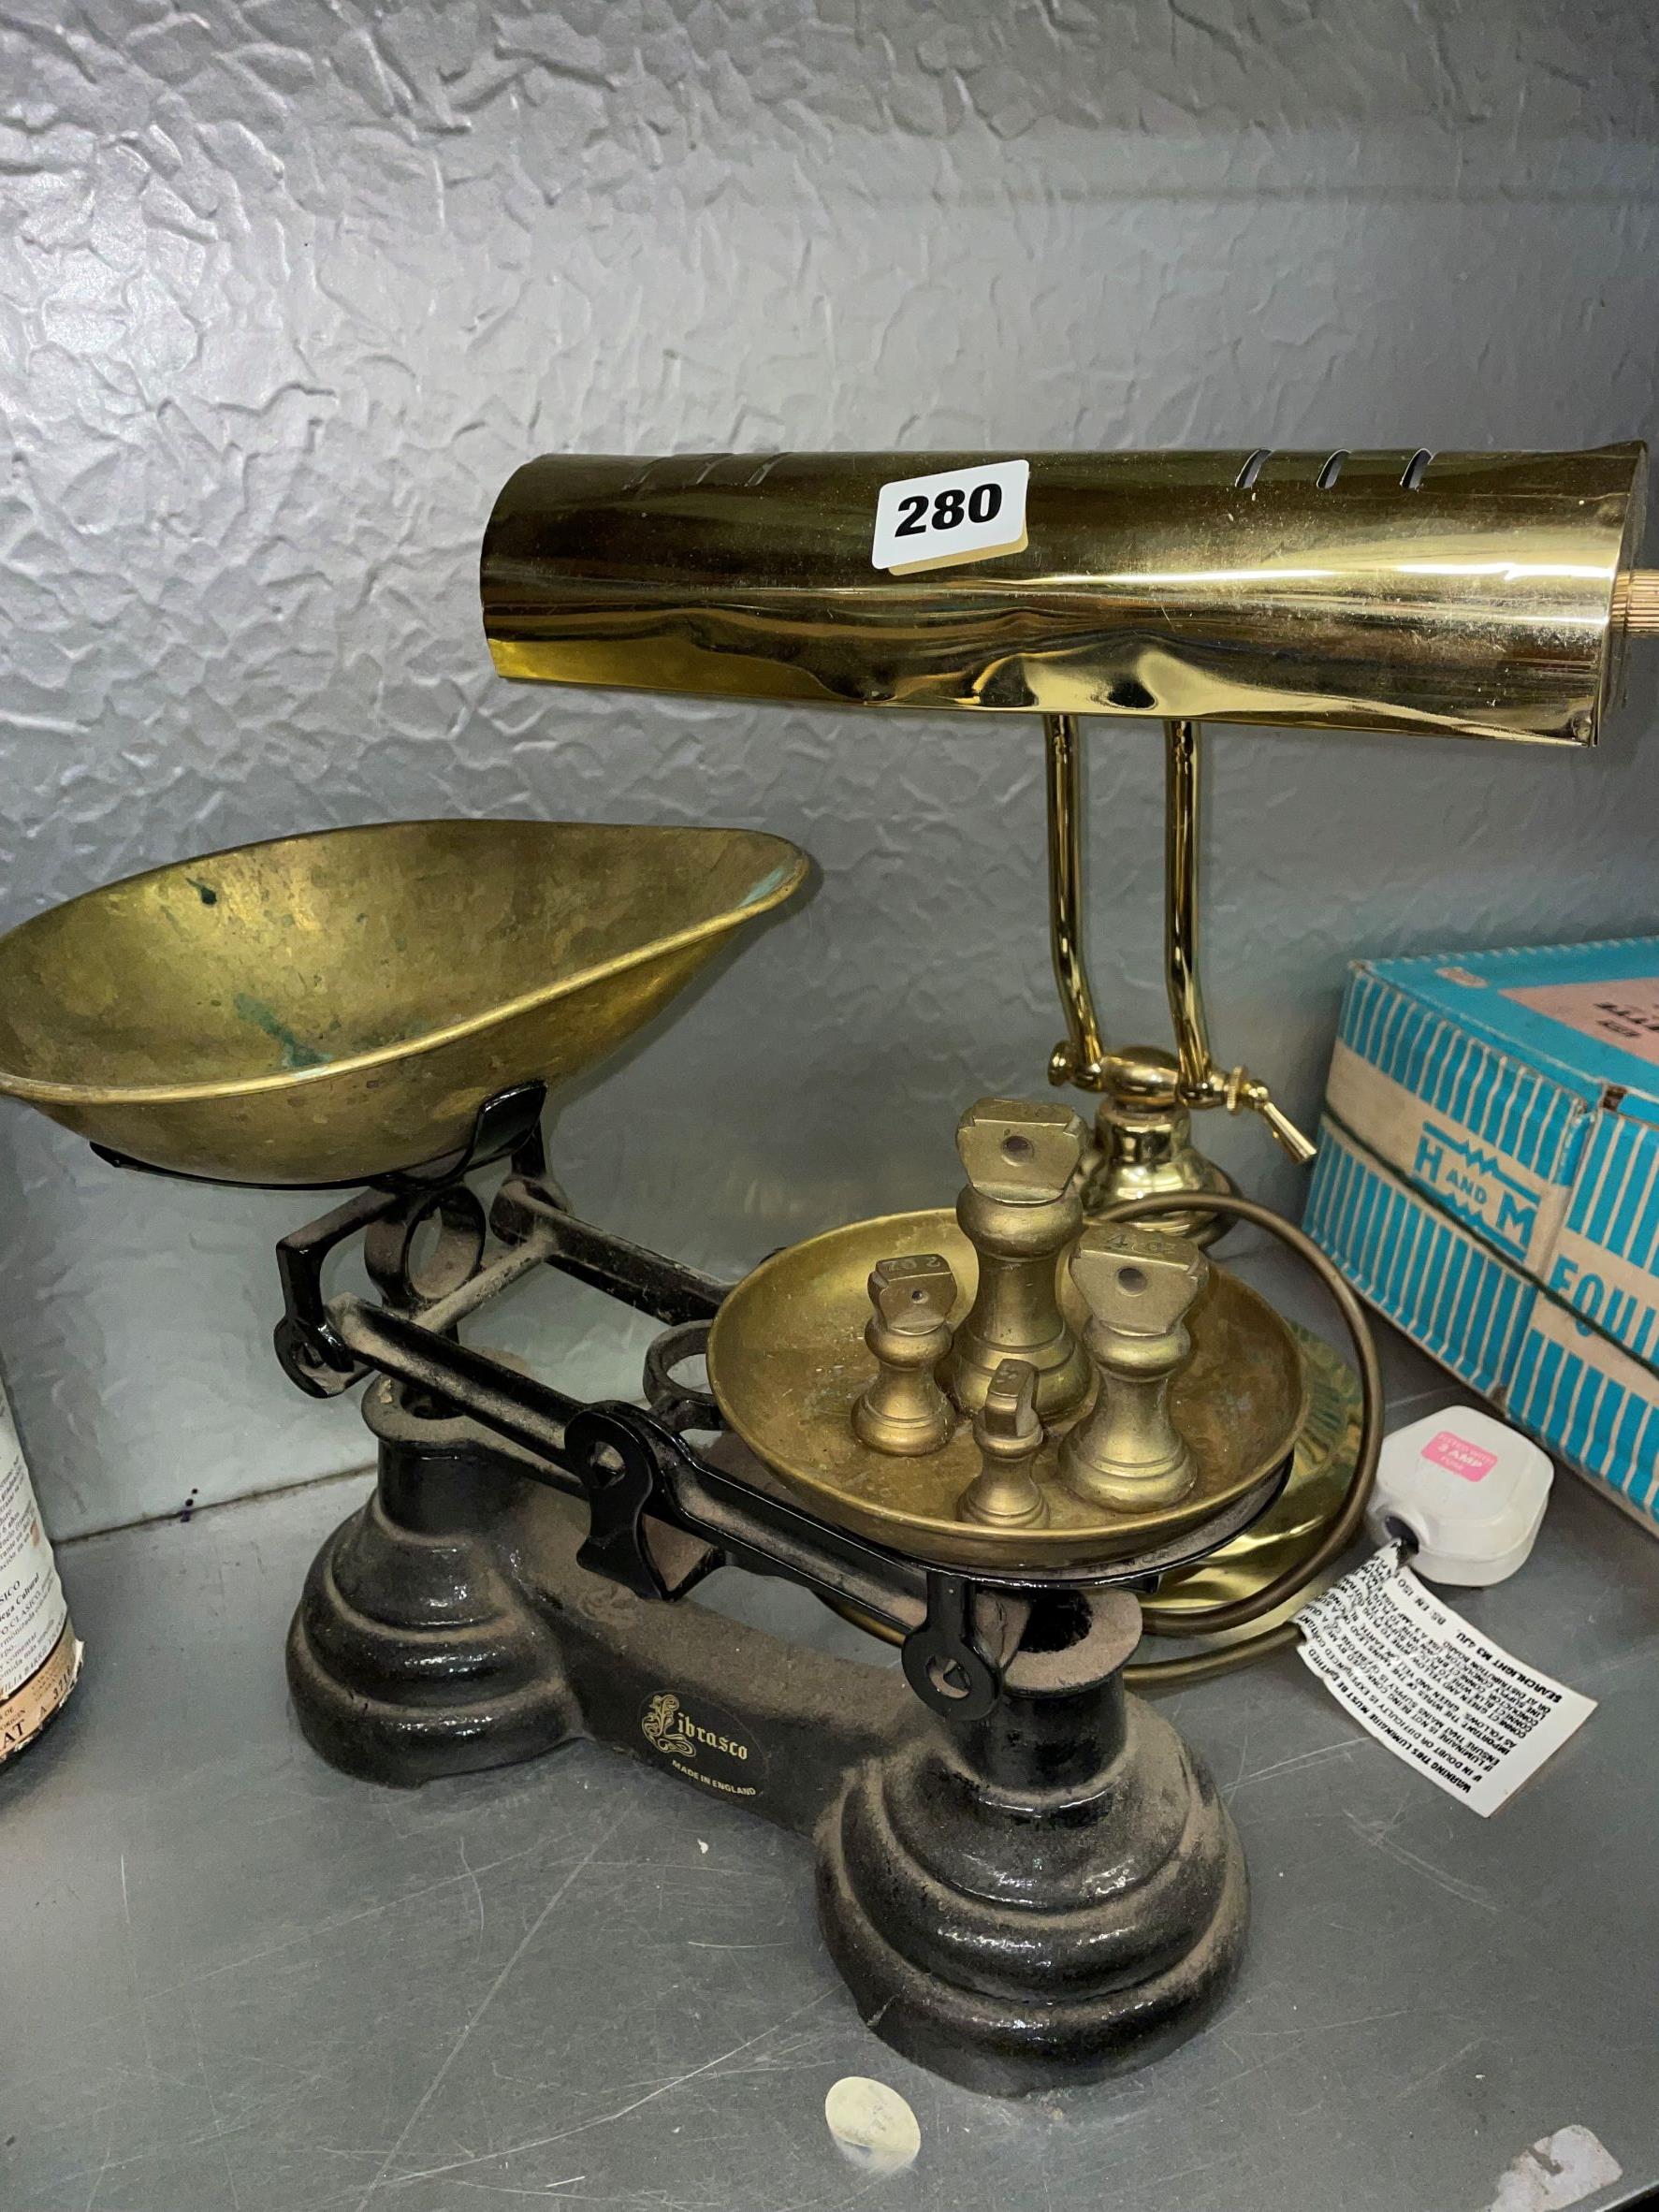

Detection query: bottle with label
(0, 1378), (80, 1765)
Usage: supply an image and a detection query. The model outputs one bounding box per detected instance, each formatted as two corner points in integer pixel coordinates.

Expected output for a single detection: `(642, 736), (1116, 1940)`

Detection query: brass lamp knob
(1614, 571), (1659, 634)
(851, 1252), (958, 1455)
(1058, 1224), (1208, 1509)
(939, 1098), (1093, 1423)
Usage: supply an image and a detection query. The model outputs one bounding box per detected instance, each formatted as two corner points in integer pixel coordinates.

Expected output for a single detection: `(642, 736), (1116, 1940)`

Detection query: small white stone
(824, 2076), (922, 2176)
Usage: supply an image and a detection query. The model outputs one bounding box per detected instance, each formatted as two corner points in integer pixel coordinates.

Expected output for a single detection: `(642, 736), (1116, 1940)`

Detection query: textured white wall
(3, 0), (1658, 1535)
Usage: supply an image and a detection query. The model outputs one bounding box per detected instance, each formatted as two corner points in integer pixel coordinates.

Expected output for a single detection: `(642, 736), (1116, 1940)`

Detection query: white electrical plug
(1364, 1406), (1554, 1586)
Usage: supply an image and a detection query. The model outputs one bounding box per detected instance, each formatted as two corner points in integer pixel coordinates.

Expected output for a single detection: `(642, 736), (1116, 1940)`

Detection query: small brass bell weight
(956, 1359), (1047, 1528)
(1059, 1224), (1209, 1508)
(851, 1252), (958, 1454)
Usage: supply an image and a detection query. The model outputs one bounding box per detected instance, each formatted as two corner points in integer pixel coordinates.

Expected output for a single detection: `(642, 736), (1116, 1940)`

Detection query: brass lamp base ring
(1082, 1146), (1234, 1247)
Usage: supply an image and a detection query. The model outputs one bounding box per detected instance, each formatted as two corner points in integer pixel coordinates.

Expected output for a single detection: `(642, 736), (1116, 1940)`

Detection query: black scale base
(288, 1380), (1247, 2097)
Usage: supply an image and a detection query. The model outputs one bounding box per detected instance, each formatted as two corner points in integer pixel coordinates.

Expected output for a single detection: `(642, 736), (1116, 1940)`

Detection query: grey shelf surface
(2, 1253), (1656, 2212)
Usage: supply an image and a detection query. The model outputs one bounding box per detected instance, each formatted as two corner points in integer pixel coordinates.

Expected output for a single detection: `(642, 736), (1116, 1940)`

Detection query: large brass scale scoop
(0, 819), (807, 1186)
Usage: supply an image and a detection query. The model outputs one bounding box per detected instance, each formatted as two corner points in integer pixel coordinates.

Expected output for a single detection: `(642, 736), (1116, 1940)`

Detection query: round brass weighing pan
(0, 820), (808, 1186)
(706, 1207), (1307, 1572)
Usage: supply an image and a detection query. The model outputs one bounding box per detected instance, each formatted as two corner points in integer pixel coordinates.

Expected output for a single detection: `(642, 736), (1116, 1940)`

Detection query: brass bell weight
(955, 1359), (1048, 1529)
(939, 1097), (1092, 1423)
(837, 1089), (1220, 1545)
(851, 1252), (958, 1455)
(1058, 1225), (1209, 1508)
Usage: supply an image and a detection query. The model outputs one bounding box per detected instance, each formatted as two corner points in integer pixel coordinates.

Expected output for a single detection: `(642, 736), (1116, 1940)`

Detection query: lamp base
(1080, 1045), (1232, 1246)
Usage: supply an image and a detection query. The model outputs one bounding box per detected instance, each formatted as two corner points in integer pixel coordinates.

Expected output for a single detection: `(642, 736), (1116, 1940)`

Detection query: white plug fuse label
(1297, 1547), (1594, 1815)
(870, 459), (1029, 575)
(1420, 1429), (1498, 1480)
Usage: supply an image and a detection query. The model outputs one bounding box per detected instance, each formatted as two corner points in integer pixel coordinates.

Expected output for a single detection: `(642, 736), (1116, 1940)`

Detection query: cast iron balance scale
(0, 447), (1652, 2094)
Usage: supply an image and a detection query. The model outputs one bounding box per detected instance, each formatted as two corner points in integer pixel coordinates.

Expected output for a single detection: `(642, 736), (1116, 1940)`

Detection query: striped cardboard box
(1306, 1119), (1659, 1536)
(1307, 936), (1659, 1537)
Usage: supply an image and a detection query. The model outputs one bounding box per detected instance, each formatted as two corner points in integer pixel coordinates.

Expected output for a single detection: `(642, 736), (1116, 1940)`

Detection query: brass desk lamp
(0, 444), (1648, 2096)
(482, 441), (1653, 1640)
(481, 444), (1652, 1218)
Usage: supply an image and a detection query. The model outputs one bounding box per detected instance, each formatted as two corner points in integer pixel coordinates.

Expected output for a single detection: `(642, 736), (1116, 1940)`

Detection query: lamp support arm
(1041, 711), (1315, 1166)
(1163, 719), (1316, 1164)
(1043, 712), (1108, 1089)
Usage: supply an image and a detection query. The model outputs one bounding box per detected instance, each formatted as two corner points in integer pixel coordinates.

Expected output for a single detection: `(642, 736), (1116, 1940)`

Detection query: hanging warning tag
(1295, 1546), (1594, 1816)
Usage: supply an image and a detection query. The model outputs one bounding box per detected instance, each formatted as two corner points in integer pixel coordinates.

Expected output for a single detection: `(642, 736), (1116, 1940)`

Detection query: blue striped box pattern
(1305, 938), (1659, 1536)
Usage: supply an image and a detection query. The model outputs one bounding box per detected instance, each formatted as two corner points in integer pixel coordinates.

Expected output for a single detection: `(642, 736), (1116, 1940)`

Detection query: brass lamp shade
(481, 445), (1647, 746)
(0, 819), (808, 1186)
